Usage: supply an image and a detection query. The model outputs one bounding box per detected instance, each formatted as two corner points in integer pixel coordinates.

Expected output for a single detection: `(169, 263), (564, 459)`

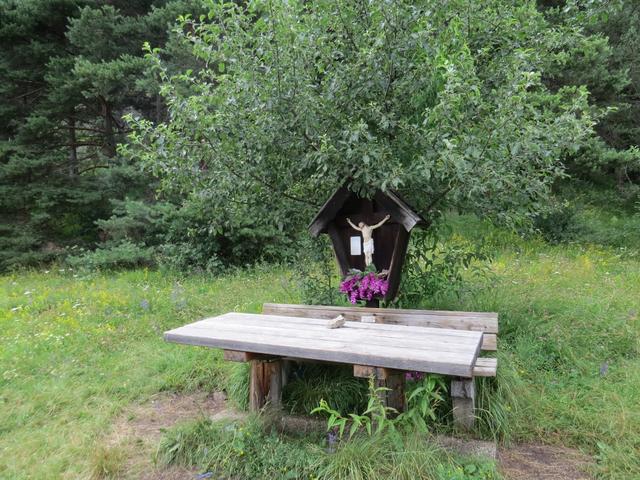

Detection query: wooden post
(281, 359), (292, 388)
(353, 365), (405, 413)
(249, 358), (283, 411)
(451, 377), (475, 429)
(249, 360), (269, 411)
(376, 372), (405, 414)
(268, 359), (283, 409)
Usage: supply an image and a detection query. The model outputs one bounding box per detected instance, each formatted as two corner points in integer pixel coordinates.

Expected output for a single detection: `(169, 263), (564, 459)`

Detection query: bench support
(354, 365), (405, 413)
(451, 377), (475, 430)
(249, 358), (283, 411)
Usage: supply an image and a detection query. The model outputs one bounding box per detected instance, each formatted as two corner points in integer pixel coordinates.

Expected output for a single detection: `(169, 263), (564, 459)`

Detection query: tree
(540, 0), (640, 188)
(0, 0), (202, 271)
(126, 0), (596, 249)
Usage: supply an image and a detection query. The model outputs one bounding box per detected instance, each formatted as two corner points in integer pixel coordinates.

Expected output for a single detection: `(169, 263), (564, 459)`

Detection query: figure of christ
(346, 214), (391, 266)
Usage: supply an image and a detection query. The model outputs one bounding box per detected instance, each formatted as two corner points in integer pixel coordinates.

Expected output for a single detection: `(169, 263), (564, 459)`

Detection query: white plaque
(350, 236), (362, 256)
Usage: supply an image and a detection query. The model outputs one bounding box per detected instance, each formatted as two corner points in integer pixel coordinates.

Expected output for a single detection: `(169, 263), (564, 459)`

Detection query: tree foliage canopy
(127, 0), (596, 235)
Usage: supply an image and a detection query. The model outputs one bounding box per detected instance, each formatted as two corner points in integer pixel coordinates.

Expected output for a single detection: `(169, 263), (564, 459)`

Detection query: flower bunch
(339, 270), (389, 304)
(405, 371), (426, 382)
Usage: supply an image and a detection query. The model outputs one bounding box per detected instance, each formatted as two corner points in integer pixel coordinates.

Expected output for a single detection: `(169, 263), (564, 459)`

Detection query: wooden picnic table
(165, 312), (485, 422)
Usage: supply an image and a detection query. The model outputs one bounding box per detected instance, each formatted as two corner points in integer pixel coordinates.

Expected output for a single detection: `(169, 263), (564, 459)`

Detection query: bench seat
(473, 357), (498, 377)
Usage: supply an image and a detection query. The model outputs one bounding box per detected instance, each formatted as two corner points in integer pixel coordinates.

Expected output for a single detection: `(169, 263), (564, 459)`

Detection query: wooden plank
(182, 313), (486, 354)
(377, 371), (405, 413)
(327, 222), (350, 277)
(170, 325), (478, 369)
(262, 303), (498, 332)
(308, 185), (352, 237)
(373, 190), (424, 232)
(237, 312), (496, 351)
(263, 302), (498, 320)
(210, 312), (484, 341)
(223, 350), (279, 362)
(186, 318), (482, 357)
(481, 334), (497, 351)
(249, 360), (271, 411)
(195, 315), (483, 352)
(385, 226), (409, 300)
(268, 360), (283, 409)
(165, 322), (481, 377)
(223, 350), (249, 362)
(255, 309), (496, 351)
(353, 365), (395, 379)
(451, 378), (476, 430)
(473, 357), (497, 377)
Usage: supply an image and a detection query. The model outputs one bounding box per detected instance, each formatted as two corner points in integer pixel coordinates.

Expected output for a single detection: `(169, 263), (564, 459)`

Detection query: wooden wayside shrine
(308, 184), (425, 301)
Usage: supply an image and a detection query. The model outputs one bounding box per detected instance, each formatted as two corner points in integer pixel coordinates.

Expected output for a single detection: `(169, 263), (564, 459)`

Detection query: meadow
(1, 202), (639, 479)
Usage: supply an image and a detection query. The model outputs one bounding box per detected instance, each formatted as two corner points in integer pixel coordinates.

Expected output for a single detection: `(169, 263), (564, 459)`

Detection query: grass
(1, 195), (640, 478)
(282, 364), (368, 415)
(156, 415), (500, 480)
(0, 266), (299, 478)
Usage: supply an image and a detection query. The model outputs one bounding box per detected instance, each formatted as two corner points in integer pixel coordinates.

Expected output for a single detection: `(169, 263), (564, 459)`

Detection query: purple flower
(339, 271), (389, 304)
(405, 371), (426, 382)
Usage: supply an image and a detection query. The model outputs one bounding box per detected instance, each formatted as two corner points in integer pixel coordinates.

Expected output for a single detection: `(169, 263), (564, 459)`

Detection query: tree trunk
(68, 117), (78, 176)
(155, 93), (163, 124)
(102, 98), (117, 158)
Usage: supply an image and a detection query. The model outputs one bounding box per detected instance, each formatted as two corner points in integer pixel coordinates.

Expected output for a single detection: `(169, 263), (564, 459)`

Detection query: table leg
(268, 359), (283, 409)
(249, 358), (283, 411)
(376, 372), (405, 414)
(451, 377), (475, 430)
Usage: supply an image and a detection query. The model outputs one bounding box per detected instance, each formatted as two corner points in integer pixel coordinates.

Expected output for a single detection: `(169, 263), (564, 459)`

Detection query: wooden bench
(262, 303), (498, 428)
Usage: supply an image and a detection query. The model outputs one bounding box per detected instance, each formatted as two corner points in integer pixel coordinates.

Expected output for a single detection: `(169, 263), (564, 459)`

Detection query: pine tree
(0, 0), (201, 270)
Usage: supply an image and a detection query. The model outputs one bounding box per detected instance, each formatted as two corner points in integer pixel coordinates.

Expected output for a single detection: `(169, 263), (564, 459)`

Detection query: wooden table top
(164, 312), (484, 377)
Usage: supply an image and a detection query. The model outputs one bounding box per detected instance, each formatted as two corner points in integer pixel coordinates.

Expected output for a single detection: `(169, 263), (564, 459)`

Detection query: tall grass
(156, 416), (500, 480)
(283, 364), (368, 415)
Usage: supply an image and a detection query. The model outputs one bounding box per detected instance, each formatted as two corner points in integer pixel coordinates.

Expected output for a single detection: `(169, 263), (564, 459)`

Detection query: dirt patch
(499, 443), (594, 480)
(104, 391), (228, 480)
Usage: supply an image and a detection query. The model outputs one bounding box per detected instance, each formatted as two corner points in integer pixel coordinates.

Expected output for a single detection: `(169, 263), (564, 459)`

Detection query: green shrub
(66, 240), (154, 270)
(394, 228), (492, 308)
(156, 416), (318, 479)
(532, 198), (581, 243)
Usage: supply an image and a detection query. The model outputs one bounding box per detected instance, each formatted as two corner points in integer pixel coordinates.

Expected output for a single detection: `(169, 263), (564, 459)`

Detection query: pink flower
(339, 271), (389, 304)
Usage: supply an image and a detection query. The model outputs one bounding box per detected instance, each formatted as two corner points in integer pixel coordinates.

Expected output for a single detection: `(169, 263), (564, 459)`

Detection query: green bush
(66, 240), (154, 270)
(394, 228), (492, 308)
(532, 198), (581, 243)
(156, 416), (318, 479)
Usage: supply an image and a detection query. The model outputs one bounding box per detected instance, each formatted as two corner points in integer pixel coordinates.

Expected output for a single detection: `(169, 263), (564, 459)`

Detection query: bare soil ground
(499, 443), (594, 480)
(104, 391), (226, 479)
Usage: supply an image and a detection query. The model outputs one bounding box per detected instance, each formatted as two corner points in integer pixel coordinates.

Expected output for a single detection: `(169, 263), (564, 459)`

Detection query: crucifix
(346, 214), (390, 266)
